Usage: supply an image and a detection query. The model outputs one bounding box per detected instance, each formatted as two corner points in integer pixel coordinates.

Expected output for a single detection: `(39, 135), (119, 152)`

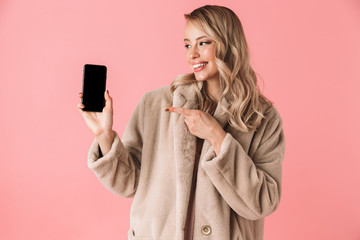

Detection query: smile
(193, 62), (208, 72)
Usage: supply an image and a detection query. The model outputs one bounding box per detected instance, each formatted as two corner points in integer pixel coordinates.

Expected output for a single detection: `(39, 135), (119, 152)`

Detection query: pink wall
(1, 0), (359, 239)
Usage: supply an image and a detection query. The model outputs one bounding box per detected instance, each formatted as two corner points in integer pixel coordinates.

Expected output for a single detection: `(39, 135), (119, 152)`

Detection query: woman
(78, 5), (285, 240)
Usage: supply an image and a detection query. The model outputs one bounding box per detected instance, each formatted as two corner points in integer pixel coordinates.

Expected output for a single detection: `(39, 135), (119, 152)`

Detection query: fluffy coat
(87, 84), (286, 240)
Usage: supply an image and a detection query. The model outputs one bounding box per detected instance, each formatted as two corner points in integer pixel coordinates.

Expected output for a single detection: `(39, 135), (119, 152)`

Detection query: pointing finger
(165, 107), (192, 116)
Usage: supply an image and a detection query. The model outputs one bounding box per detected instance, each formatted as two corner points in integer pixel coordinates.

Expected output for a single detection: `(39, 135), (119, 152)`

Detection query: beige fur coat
(87, 84), (285, 240)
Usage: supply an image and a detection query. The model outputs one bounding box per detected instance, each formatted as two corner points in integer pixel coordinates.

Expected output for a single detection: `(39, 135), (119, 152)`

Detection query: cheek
(202, 46), (216, 60)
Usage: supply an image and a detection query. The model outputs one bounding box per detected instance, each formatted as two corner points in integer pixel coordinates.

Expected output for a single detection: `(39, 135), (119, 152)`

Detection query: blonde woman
(78, 5), (285, 240)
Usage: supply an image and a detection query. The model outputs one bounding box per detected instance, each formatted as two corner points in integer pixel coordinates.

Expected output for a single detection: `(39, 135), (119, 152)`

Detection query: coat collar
(172, 83), (230, 127)
(171, 84), (230, 239)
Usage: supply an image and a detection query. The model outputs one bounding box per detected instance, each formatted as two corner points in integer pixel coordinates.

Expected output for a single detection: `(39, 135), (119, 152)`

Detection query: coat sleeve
(201, 107), (285, 220)
(87, 93), (147, 198)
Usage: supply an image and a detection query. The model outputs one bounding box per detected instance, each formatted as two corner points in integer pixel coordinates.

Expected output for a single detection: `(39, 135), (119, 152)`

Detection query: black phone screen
(82, 64), (107, 112)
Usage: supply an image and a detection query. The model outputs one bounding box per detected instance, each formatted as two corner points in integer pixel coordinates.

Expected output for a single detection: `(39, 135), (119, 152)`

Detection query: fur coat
(87, 84), (286, 240)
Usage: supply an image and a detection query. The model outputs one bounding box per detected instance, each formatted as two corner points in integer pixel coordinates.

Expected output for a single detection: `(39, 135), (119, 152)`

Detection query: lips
(192, 62), (208, 72)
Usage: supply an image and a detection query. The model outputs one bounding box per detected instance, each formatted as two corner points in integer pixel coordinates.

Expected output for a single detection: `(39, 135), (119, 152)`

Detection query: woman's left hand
(165, 107), (226, 155)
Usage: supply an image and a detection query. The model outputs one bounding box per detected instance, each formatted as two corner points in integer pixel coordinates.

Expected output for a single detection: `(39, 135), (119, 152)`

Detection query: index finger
(165, 107), (192, 116)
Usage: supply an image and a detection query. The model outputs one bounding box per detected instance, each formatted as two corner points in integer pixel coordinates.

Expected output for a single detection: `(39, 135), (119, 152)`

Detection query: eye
(200, 41), (211, 46)
(184, 44), (190, 49)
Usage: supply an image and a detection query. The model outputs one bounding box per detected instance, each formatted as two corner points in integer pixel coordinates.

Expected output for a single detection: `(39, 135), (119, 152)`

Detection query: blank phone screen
(82, 64), (107, 112)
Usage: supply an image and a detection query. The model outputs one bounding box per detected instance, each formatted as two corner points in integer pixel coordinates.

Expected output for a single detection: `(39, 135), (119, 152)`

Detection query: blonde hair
(170, 5), (273, 132)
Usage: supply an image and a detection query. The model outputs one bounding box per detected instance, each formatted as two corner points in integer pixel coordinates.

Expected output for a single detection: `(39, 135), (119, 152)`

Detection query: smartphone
(81, 64), (107, 112)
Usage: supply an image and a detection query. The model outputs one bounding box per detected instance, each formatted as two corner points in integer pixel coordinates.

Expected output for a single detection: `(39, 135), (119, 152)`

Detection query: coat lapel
(171, 84), (230, 240)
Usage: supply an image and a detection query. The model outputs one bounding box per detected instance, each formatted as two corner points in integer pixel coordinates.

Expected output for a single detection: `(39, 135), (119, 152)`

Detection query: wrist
(95, 130), (115, 156)
(96, 130), (114, 142)
(209, 129), (226, 148)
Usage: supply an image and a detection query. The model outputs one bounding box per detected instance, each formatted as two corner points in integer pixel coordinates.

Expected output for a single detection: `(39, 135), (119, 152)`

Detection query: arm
(201, 108), (285, 220)
(96, 131), (115, 156)
(87, 94), (147, 198)
(208, 128), (226, 156)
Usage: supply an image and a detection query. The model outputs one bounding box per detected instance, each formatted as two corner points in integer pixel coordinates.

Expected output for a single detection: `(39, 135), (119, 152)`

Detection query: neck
(205, 76), (221, 102)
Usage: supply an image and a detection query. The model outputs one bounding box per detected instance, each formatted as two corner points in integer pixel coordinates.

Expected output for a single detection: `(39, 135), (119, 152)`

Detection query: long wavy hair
(170, 5), (273, 132)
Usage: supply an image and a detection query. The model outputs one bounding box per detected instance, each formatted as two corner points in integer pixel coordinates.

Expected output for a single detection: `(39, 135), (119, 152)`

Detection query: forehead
(184, 21), (207, 40)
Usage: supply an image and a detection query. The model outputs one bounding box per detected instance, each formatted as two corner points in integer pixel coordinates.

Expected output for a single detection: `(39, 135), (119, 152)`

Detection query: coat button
(201, 225), (212, 235)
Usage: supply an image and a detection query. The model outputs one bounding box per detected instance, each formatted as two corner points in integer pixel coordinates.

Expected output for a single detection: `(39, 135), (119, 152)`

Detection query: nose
(189, 46), (200, 59)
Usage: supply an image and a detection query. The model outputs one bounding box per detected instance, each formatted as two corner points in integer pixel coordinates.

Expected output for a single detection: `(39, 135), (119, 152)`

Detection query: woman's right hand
(77, 91), (115, 153)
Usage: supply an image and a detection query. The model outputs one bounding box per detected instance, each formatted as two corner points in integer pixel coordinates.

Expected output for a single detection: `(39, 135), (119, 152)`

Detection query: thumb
(104, 90), (113, 110)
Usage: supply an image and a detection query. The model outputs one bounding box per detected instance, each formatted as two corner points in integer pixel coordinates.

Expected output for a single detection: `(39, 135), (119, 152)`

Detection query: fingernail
(165, 108), (169, 111)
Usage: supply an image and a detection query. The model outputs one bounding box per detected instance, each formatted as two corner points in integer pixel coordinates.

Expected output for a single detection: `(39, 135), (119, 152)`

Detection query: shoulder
(138, 85), (172, 109)
(143, 85), (171, 100)
(264, 104), (282, 123)
(258, 98), (283, 126)
(256, 103), (284, 143)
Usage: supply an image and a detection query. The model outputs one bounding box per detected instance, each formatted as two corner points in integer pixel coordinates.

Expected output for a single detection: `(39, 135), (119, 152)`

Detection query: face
(184, 21), (219, 83)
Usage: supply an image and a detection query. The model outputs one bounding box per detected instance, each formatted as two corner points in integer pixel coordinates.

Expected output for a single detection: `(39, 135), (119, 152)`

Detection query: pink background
(1, 0), (359, 239)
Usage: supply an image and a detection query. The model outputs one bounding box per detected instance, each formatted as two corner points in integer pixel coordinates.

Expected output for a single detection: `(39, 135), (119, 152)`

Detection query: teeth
(193, 62), (207, 68)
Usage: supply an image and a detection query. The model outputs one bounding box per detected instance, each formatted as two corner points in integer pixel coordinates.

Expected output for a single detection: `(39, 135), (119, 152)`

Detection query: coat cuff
(87, 131), (128, 171)
(201, 132), (237, 167)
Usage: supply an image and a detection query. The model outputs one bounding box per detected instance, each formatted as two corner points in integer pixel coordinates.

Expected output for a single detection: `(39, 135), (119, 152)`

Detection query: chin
(193, 74), (207, 81)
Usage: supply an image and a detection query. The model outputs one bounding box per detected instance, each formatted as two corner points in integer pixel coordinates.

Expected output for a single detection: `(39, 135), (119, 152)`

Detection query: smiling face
(184, 21), (219, 83)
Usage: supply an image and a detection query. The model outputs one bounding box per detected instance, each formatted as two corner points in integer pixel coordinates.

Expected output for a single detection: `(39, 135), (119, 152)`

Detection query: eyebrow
(184, 36), (208, 42)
